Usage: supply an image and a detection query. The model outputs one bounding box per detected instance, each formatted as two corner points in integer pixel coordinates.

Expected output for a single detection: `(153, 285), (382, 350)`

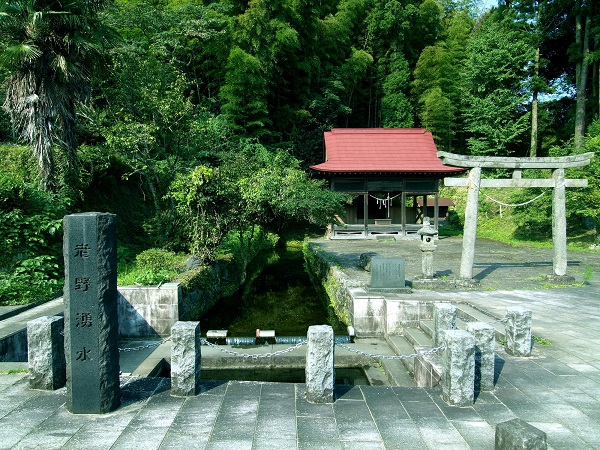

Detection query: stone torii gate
(438, 151), (594, 281)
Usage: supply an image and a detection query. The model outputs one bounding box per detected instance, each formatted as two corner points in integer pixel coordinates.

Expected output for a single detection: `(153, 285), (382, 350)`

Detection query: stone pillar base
(545, 274), (575, 284)
(441, 330), (475, 407)
(28, 316), (65, 390)
(495, 418), (547, 450)
(505, 307), (532, 357)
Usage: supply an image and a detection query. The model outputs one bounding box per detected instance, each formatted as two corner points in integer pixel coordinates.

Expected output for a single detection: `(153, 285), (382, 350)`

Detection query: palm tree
(0, 0), (115, 191)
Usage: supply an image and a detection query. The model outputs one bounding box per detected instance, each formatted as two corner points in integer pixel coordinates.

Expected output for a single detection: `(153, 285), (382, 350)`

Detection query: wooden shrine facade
(310, 128), (465, 239)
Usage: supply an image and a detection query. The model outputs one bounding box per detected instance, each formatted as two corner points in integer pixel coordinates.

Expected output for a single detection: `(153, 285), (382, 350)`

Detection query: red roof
(310, 128), (465, 174)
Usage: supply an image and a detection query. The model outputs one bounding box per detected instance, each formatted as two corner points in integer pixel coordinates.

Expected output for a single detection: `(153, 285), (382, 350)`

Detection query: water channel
(195, 246), (370, 385)
(200, 246), (347, 337)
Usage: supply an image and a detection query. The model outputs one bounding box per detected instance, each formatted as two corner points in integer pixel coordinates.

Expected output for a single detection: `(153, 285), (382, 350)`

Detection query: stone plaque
(63, 213), (120, 413)
(370, 257), (406, 289)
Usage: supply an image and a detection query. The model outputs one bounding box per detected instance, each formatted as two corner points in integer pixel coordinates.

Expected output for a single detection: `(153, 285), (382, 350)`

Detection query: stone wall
(303, 242), (355, 328)
(0, 255), (251, 362)
(304, 242), (433, 337)
(118, 283), (182, 338)
(0, 329), (28, 362)
(118, 256), (246, 338)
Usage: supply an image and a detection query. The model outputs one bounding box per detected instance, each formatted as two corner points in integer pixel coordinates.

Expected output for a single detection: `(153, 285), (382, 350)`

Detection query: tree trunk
(530, 48), (539, 157)
(595, 59), (599, 117)
(574, 1), (591, 149)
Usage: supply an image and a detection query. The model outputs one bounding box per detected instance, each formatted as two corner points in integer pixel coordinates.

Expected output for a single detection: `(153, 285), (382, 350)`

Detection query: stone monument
(368, 256), (411, 293)
(63, 213), (120, 414)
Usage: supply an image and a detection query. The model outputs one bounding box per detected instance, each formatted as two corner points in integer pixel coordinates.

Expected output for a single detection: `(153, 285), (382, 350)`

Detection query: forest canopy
(1, 0), (600, 302)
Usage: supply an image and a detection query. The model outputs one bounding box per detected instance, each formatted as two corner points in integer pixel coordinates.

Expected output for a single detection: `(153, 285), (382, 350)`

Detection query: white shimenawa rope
(481, 190), (547, 207)
(368, 193), (401, 209)
(469, 176), (567, 208)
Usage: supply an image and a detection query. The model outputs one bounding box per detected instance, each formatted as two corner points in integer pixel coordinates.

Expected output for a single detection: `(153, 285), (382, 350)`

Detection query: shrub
(0, 148), (68, 305)
(118, 248), (187, 286)
(135, 248), (185, 273)
(0, 257), (62, 306)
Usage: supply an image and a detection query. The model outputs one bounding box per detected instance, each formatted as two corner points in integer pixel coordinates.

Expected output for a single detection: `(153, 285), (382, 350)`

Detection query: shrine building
(310, 128), (465, 239)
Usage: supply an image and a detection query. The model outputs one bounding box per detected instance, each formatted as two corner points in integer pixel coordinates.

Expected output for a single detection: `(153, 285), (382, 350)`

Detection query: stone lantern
(417, 217), (437, 278)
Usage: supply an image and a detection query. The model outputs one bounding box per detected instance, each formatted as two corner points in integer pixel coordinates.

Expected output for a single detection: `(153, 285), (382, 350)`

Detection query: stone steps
(381, 302), (507, 389)
(404, 327), (432, 349)
(419, 319), (434, 339)
(385, 333), (442, 388)
(386, 336), (417, 377)
(379, 359), (415, 387)
(455, 303), (506, 342)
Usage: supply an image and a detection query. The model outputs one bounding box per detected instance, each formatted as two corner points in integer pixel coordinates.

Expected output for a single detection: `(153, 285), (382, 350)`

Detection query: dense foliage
(1, 0), (600, 302)
(0, 146), (66, 303)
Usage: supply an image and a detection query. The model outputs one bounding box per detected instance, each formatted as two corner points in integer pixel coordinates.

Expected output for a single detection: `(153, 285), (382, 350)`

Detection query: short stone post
(504, 307), (532, 357)
(441, 330), (475, 407)
(171, 321), (202, 397)
(466, 322), (495, 392)
(305, 325), (335, 404)
(63, 213), (120, 414)
(495, 418), (547, 450)
(27, 316), (66, 390)
(433, 303), (456, 346)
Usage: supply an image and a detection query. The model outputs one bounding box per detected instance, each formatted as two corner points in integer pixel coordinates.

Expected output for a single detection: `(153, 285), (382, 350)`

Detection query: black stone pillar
(63, 213), (120, 414)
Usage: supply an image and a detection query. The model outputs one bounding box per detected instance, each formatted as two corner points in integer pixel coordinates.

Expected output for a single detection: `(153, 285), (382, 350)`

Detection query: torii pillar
(438, 151), (594, 282)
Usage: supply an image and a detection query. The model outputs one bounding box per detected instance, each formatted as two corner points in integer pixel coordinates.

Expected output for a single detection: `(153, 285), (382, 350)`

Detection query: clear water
(200, 247), (347, 337)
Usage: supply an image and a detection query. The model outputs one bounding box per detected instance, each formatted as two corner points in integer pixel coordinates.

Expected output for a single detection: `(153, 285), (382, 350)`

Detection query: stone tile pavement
(2, 309), (600, 450)
(1, 237), (600, 449)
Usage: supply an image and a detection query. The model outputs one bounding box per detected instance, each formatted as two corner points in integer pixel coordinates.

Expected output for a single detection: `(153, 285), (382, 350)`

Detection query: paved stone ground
(312, 235), (600, 290)
(1, 237), (600, 449)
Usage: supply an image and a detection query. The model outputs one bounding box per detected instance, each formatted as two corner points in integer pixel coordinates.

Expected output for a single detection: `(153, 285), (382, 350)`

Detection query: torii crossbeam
(438, 151), (595, 281)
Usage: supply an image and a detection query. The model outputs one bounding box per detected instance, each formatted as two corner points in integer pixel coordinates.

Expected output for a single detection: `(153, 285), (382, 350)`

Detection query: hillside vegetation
(2, 0), (600, 304)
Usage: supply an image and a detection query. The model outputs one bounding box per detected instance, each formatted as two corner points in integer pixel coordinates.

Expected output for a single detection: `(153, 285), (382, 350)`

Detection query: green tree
(380, 52), (413, 127)
(93, 0), (230, 220)
(573, 0), (593, 149)
(0, 144), (66, 304)
(413, 9), (473, 151)
(0, 0), (115, 191)
(167, 141), (348, 264)
(462, 8), (535, 156)
(566, 117), (600, 236)
(220, 47), (270, 137)
(420, 87), (455, 150)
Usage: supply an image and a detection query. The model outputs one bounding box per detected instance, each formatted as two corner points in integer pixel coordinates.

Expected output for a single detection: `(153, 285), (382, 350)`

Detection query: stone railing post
(441, 330), (475, 407)
(305, 325), (334, 403)
(504, 307), (532, 357)
(171, 321), (201, 397)
(433, 303), (456, 346)
(27, 316), (66, 390)
(495, 418), (547, 449)
(466, 322), (495, 392)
